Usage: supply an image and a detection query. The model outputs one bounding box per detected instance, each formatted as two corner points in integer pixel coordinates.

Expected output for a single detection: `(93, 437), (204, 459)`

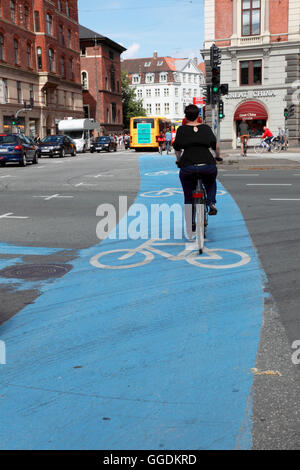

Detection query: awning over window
(234, 101), (268, 121)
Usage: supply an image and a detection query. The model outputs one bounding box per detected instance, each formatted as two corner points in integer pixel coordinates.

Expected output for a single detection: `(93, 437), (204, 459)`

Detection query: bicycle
(192, 178), (209, 255)
(254, 137), (281, 155)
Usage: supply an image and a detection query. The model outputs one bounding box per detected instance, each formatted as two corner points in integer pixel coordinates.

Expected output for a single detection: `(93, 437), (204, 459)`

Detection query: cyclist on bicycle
(261, 126), (274, 151)
(165, 129), (172, 154)
(239, 118), (250, 156)
(157, 132), (165, 154)
(173, 104), (220, 239)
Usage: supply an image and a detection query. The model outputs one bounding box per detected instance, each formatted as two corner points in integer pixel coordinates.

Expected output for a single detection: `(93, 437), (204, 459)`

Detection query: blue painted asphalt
(0, 155), (263, 450)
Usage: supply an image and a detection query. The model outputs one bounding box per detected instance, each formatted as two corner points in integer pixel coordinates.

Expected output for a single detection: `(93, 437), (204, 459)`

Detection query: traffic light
(284, 108), (288, 118)
(218, 100), (224, 119)
(11, 115), (17, 126)
(203, 85), (211, 105)
(210, 44), (221, 104)
(220, 84), (229, 96)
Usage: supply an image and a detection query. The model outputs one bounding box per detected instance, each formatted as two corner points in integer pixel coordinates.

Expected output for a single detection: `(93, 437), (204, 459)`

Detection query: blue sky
(78, 0), (204, 61)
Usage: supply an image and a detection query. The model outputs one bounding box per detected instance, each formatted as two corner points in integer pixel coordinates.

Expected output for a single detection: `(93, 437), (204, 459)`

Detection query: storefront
(234, 100), (268, 146)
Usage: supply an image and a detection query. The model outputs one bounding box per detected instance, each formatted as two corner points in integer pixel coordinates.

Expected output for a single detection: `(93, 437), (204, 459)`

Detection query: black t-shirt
(173, 124), (217, 167)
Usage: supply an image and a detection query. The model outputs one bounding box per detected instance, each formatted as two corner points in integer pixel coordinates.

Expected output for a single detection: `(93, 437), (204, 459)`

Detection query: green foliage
(121, 71), (147, 129)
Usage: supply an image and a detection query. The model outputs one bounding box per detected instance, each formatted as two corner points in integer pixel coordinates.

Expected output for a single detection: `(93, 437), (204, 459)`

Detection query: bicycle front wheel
(254, 143), (266, 155)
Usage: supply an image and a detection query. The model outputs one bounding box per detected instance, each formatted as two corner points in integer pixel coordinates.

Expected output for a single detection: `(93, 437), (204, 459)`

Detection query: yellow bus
(130, 116), (171, 151)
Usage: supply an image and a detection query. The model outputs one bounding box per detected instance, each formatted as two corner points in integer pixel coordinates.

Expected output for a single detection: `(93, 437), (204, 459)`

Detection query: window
(110, 67), (115, 91)
(59, 25), (64, 45)
(46, 14), (52, 35)
(24, 5), (29, 29)
(175, 103), (179, 114)
(163, 88), (169, 97)
(81, 71), (88, 90)
(136, 89), (142, 98)
(112, 103), (116, 123)
(66, 1), (70, 16)
(64, 91), (67, 107)
(155, 103), (160, 115)
(17, 81), (22, 103)
(27, 43), (32, 68)
(67, 30), (71, 48)
(14, 39), (18, 64)
(69, 58), (73, 80)
(160, 73), (167, 82)
(144, 61), (151, 67)
(145, 73), (154, 83)
(30, 84), (34, 105)
(80, 47), (86, 56)
(58, 0), (62, 11)
(0, 34), (4, 61)
(240, 59), (262, 85)
(109, 50), (114, 60)
(34, 11), (40, 32)
(146, 103), (152, 114)
(155, 88), (160, 97)
(37, 47), (42, 69)
(61, 56), (65, 77)
(175, 88), (178, 97)
(10, 1), (15, 23)
(242, 0), (261, 36)
(132, 74), (140, 84)
(71, 92), (74, 109)
(48, 48), (54, 72)
(157, 61), (163, 66)
(146, 89), (151, 97)
(164, 103), (170, 114)
(83, 105), (89, 118)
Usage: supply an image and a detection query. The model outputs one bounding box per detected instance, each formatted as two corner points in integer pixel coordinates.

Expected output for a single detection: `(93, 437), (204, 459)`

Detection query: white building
(122, 52), (206, 121)
(202, 0), (300, 149)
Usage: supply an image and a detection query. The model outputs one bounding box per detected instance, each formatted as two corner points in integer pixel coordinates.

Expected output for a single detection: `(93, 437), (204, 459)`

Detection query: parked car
(0, 133), (38, 166)
(90, 136), (117, 153)
(38, 135), (76, 158)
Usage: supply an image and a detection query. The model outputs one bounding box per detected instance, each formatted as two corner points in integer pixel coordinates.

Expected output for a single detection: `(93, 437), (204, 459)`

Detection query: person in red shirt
(156, 132), (166, 154)
(261, 127), (274, 151)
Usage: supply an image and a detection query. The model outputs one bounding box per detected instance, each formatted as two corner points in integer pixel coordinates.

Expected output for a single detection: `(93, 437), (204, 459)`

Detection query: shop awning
(234, 101), (268, 121)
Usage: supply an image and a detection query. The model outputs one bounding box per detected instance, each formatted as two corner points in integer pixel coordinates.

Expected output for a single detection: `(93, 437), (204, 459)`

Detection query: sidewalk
(221, 148), (300, 169)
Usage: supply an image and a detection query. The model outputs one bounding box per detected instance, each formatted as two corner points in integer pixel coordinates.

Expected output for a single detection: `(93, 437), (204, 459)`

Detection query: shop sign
(226, 89), (277, 100)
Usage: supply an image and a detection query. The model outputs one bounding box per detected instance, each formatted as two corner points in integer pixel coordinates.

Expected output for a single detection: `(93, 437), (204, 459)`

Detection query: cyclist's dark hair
(184, 104), (200, 122)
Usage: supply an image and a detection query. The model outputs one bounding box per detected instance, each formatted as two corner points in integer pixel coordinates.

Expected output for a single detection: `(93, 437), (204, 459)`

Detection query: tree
(121, 71), (147, 129)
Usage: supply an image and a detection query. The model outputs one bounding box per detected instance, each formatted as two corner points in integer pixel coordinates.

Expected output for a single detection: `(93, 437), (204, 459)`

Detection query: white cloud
(121, 43), (141, 60)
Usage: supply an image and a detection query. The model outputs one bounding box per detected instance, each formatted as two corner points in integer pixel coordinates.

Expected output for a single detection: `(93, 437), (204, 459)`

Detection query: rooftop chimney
(153, 51), (158, 59)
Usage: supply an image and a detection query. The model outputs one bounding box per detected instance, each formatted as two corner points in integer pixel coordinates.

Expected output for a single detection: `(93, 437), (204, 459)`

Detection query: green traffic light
(213, 86), (219, 93)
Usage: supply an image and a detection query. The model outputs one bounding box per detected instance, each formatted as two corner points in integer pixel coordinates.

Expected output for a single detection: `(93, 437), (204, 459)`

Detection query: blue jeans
(179, 164), (218, 205)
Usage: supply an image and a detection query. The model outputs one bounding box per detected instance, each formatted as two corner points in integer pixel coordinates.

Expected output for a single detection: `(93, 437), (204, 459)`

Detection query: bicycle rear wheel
(271, 141), (282, 153)
(196, 203), (205, 254)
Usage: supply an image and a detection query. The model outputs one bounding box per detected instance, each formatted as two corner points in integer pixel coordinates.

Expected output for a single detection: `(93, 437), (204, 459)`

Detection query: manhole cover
(0, 264), (72, 280)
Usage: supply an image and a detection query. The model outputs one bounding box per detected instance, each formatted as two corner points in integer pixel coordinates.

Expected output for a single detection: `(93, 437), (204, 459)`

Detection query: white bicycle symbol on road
(144, 170), (179, 176)
(140, 188), (227, 198)
(90, 239), (251, 270)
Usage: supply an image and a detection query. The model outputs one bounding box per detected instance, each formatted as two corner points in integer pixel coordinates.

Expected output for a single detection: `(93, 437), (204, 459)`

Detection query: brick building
(0, 0), (83, 138)
(202, 0), (300, 148)
(122, 52), (205, 122)
(79, 25), (126, 135)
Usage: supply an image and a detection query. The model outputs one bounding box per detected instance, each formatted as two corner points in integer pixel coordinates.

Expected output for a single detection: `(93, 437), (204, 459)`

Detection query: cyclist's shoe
(215, 156), (223, 162)
(209, 205), (218, 216)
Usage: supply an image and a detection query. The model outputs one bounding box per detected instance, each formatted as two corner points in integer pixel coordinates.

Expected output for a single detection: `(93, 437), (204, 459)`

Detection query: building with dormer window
(122, 51), (205, 121)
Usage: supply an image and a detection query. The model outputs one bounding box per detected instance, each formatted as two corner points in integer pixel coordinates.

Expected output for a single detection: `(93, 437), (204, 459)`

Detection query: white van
(58, 118), (100, 152)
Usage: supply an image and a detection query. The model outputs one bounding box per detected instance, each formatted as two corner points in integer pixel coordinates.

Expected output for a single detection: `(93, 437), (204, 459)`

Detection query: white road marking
(0, 213), (29, 219)
(222, 174), (260, 177)
(247, 184), (292, 186)
(85, 174), (114, 178)
(0, 175), (16, 178)
(32, 194), (74, 201)
(74, 182), (98, 187)
(270, 199), (300, 201)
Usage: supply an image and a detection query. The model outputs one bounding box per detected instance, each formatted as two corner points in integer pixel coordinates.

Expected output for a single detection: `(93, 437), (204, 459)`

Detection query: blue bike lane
(0, 155), (264, 450)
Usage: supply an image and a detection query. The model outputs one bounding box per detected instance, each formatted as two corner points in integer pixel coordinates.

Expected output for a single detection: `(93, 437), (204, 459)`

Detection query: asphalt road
(0, 150), (300, 449)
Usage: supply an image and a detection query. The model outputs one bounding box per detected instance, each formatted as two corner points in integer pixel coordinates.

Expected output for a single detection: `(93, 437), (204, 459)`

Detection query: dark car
(38, 135), (76, 158)
(90, 136), (117, 153)
(0, 133), (38, 166)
